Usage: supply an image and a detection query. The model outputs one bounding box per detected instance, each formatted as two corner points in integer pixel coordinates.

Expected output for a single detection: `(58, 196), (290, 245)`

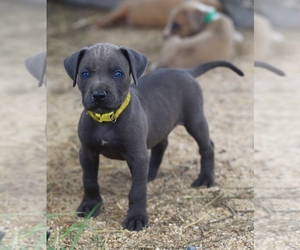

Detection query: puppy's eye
(114, 70), (124, 78)
(172, 22), (180, 31)
(81, 71), (90, 79)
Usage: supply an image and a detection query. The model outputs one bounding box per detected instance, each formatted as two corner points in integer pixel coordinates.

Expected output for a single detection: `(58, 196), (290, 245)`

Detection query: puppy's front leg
(123, 152), (149, 231)
(77, 147), (102, 218)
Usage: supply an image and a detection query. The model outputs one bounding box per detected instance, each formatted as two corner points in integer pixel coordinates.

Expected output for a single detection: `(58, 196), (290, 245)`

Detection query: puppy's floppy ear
(63, 48), (88, 87)
(120, 47), (148, 85)
(187, 9), (205, 33)
(25, 51), (46, 87)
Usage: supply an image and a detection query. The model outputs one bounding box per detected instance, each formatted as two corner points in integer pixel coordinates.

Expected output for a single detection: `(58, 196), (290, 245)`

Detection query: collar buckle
(110, 113), (117, 123)
(86, 92), (131, 123)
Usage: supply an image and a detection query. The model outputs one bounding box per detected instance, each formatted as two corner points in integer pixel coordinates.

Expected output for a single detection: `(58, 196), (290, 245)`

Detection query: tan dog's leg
(95, 2), (131, 28)
(254, 13), (285, 60)
(254, 14), (272, 60)
(200, 0), (222, 11)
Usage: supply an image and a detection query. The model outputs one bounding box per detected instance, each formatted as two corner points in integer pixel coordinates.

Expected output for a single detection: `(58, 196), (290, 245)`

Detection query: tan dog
(152, 1), (236, 69)
(94, 0), (222, 28)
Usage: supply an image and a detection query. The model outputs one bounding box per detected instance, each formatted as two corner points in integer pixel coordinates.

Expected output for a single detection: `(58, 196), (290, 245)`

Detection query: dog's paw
(123, 213), (149, 231)
(191, 172), (215, 188)
(77, 197), (103, 218)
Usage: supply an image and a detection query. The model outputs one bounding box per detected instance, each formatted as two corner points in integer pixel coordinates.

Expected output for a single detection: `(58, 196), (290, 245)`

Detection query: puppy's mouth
(87, 104), (117, 112)
(86, 102), (116, 110)
(83, 98), (120, 113)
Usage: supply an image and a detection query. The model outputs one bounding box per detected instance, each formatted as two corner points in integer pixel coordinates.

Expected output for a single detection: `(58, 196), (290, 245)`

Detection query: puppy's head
(63, 43), (148, 112)
(163, 2), (217, 39)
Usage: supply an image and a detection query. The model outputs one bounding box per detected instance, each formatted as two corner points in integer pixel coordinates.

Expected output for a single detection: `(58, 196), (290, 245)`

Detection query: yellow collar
(86, 92), (131, 123)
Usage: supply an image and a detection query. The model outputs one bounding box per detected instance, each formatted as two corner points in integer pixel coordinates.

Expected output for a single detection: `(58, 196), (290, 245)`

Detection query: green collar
(86, 92), (131, 123)
(203, 9), (218, 24)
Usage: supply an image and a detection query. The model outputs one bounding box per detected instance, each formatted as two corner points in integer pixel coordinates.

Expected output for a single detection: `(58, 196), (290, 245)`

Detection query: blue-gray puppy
(63, 43), (243, 231)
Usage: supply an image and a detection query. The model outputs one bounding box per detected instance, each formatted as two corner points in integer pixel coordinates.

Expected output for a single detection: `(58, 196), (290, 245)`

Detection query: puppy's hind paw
(191, 173), (215, 188)
(77, 197), (103, 218)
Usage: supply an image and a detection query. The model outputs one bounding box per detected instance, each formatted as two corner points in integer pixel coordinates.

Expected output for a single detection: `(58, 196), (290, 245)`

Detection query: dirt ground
(254, 31), (300, 248)
(46, 2), (254, 249)
(0, 1), (299, 249)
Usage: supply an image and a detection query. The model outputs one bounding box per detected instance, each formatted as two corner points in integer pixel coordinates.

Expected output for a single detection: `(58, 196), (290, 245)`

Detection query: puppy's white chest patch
(101, 140), (109, 146)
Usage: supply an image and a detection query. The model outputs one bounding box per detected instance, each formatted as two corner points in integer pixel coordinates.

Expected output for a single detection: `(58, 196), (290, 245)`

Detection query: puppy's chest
(89, 129), (124, 160)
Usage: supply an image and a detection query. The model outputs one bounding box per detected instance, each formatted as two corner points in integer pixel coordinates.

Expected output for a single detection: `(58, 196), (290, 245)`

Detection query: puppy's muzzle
(92, 90), (107, 102)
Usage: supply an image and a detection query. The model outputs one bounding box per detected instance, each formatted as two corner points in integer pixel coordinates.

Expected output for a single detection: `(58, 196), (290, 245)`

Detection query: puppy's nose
(92, 90), (107, 101)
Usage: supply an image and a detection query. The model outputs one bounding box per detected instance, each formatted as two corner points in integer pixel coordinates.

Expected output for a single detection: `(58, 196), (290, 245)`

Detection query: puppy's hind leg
(148, 138), (168, 182)
(184, 115), (215, 188)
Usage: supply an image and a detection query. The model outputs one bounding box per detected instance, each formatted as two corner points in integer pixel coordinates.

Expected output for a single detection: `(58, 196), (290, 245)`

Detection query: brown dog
(152, 1), (237, 69)
(93, 0), (222, 28)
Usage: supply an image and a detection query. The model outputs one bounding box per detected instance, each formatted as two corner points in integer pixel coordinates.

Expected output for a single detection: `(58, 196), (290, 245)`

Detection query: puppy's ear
(120, 47), (148, 85)
(25, 51), (46, 87)
(63, 48), (88, 87)
(187, 9), (205, 33)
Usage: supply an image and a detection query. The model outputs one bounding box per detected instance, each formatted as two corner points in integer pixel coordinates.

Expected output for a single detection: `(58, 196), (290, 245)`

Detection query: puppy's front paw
(123, 212), (149, 231)
(191, 172), (215, 188)
(77, 197), (102, 218)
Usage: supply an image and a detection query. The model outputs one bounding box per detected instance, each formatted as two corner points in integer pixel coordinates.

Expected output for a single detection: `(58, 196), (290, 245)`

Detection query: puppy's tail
(254, 61), (285, 76)
(187, 61), (244, 78)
